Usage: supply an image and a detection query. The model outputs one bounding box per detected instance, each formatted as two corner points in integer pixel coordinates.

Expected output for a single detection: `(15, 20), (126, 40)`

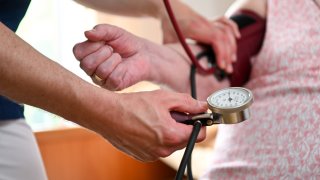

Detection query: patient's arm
(162, 44), (230, 100)
(74, 0), (240, 72)
(73, 24), (229, 101)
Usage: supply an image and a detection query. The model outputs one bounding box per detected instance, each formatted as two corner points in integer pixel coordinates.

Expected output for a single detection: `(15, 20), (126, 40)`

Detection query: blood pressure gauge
(207, 87), (253, 124)
(171, 87), (253, 126)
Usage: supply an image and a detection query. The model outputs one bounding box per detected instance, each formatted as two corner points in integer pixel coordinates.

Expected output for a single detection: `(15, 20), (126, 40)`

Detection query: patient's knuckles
(80, 60), (96, 75)
(73, 44), (84, 60)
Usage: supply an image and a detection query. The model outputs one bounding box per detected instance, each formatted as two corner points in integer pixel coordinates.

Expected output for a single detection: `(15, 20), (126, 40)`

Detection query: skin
(72, 0), (266, 97)
(0, 0), (264, 163)
(73, 24), (230, 101)
(0, 0), (262, 163)
(72, 0), (268, 157)
(0, 23), (209, 162)
(74, 0), (240, 73)
(73, 24), (229, 153)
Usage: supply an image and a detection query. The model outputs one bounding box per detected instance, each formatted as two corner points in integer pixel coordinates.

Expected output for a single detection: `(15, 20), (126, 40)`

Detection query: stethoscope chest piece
(207, 87), (253, 124)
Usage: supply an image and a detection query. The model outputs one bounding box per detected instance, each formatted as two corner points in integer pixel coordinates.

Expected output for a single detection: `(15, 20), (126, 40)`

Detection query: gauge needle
(228, 91), (233, 102)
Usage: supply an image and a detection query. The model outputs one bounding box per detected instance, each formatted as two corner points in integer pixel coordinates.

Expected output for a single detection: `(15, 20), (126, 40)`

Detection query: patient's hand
(73, 24), (154, 90)
(73, 24), (198, 91)
(73, 24), (229, 100)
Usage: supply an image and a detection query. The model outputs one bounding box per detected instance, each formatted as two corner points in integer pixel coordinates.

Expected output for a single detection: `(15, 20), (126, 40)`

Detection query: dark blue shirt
(0, 0), (31, 120)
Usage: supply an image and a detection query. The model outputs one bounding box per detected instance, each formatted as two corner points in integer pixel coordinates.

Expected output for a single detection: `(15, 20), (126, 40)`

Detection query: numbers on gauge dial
(210, 89), (248, 108)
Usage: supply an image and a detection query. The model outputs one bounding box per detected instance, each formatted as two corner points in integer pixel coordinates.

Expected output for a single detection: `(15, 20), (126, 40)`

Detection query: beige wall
(183, 0), (234, 18)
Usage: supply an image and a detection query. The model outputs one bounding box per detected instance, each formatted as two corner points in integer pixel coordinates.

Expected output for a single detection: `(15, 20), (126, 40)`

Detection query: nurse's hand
(159, 1), (240, 73)
(104, 89), (208, 162)
(168, 16), (240, 74)
(206, 17), (240, 73)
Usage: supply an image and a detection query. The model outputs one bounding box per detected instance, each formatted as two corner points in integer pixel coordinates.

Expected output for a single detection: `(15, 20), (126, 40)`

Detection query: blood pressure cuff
(229, 10), (266, 86)
(199, 10), (266, 86)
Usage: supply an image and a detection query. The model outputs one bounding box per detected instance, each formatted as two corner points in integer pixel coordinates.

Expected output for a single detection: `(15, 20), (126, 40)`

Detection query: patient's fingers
(79, 46), (113, 76)
(104, 62), (128, 91)
(73, 41), (105, 60)
(93, 53), (122, 85)
(84, 24), (142, 57)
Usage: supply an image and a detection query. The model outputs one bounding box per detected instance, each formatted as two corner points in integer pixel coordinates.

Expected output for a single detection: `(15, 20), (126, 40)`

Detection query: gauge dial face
(207, 87), (252, 110)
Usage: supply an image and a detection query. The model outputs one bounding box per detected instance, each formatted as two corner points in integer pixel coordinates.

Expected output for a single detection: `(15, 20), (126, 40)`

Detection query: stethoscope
(163, 0), (254, 179)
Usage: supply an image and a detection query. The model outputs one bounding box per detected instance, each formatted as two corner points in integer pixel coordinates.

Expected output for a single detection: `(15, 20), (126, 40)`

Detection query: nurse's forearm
(0, 23), (210, 162)
(0, 23), (117, 125)
(74, 0), (174, 19)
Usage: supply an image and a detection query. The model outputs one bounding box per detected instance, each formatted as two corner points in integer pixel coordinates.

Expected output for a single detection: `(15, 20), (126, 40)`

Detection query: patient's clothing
(201, 0), (320, 179)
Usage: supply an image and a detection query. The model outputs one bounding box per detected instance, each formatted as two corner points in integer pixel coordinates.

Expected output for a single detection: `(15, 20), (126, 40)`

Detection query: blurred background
(16, 0), (234, 179)
(17, 0), (233, 131)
